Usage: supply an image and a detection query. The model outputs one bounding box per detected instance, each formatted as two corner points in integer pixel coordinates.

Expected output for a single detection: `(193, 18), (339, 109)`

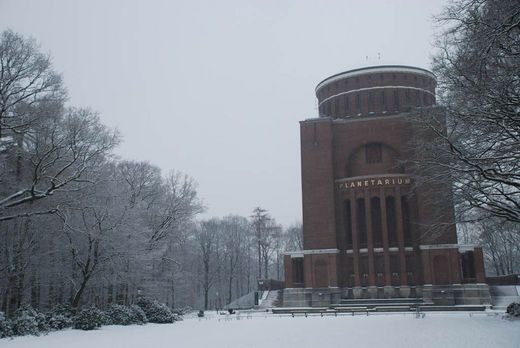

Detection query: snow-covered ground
(3, 311), (519, 348)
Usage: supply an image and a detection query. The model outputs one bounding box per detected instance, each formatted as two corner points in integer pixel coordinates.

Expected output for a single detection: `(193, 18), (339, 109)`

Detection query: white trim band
(318, 86), (434, 107)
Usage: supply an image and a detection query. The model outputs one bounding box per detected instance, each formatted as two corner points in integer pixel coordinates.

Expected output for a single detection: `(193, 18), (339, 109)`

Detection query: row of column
(347, 187), (408, 287)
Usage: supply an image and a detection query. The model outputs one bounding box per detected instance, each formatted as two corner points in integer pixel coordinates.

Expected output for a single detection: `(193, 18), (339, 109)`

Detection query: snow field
(3, 311), (519, 348)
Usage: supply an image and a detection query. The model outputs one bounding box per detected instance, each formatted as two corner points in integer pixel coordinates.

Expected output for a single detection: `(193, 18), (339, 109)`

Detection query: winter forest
(1, 0), (520, 339)
(0, 29), (304, 319)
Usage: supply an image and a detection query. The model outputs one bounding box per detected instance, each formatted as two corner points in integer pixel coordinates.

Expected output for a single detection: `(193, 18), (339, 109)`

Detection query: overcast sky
(0, 0), (447, 226)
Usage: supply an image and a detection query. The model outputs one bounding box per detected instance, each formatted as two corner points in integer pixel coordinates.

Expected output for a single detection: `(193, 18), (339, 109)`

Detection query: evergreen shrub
(136, 297), (176, 323)
(0, 312), (13, 338)
(105, 304), (136, 325)
(12, 305), (48, 336)
(73, 307), (105, 330)
(506, 302), (520, 317)
(129, 304), (148, 324)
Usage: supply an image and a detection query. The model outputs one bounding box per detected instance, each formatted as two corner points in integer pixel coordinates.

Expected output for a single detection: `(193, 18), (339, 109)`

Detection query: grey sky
(0, 0), (447, 226)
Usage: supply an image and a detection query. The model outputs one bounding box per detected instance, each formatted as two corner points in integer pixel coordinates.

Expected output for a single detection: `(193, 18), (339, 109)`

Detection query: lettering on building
(337, 177), (412, 190)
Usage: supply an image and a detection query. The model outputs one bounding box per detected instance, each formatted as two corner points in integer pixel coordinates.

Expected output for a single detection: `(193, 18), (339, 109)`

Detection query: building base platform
(282, 284), (491, 308)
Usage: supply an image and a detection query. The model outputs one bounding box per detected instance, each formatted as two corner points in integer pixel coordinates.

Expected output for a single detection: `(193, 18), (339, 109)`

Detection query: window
(356, 94), (360, 109)
(327, 102), (331, 115)
(371, 197), (382, 246)
(345, 95), (350, 111)
(369, 92), (374, 106)
(356, 198), (367, 247)
(335, 98), (340, 116)
(365, 143), (382, 163)
(345, 200), (352, 245)
(402, 196), (412, 244)
(394, 90), (399, 105)
(405, 89), (410, 103)
(292, 258), (304, 284)
(381, 91), (386, 105)
(386, 196), (397, 246)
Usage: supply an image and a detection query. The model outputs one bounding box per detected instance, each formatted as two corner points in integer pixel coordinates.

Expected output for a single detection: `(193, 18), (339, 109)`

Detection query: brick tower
(283, 66), (489, 307)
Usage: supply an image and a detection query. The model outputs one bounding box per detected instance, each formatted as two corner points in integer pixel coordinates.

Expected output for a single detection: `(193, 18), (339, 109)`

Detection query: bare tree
(408, 0), (520, 225)
(0, 29), (66, 140)
(250, 207), (268, 279)
(0, 108), (120, 222)
(479, 219), (520, 275)
(194, 219), (219, 310)
(285, 222), (303, 251)
(220, 215), (248, 303)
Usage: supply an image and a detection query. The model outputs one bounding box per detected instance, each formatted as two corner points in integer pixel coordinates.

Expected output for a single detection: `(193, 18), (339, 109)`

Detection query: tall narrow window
(402, 195), (412, 244)
(327, 102), (332, 115)
(405, 89), (410, 103)
(292, 258), (304, 284)
(369, 92), (374, 107)
(386, 196), (397, 245)
(365, 143), (382, 163)
(381, 91), (386, 105)
(356, 198), (367, 247)
(345, 95), (350, 111)
(394, 90), (399, 105)
(335, 98), (340, 116)
(356, 94), (360, 109)
(461, 251), (476, 279)
(371, 197), (383, 246)
(345, 200), (352, 245)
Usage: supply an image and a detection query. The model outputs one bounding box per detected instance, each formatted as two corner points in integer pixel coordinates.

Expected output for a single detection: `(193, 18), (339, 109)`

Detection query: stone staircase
(334, 297), (424, 311)
(332, 297), (486, 312)
(259, 290), (282, 309)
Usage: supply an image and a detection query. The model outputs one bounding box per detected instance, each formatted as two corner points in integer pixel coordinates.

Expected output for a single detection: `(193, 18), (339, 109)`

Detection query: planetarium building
(283, 66), (490, 307)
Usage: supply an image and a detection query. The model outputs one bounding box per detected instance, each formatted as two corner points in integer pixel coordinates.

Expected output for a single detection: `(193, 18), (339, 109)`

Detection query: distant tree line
(0, 29), (303, 318)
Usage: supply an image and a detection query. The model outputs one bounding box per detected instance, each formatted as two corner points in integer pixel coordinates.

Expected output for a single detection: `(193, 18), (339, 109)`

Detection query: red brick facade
(285, 66), (487, 299)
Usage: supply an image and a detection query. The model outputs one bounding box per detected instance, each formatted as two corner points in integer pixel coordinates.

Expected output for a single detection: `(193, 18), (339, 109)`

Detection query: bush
(46, 304), (75, 330)
(0, 312), (13, 338)
(506, 302), (520, 317)
(129, 305), (148, 324)
(12, 305), (48, 336)
(73, 307), (105, 330)
(46, 314), (73, 331)
(136, 297), (176, 324)
(50, 304), (76, 318)
(105, 304), (136, 326)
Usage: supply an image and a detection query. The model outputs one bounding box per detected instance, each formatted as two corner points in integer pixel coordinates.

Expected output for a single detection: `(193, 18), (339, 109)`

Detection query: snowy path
(3, 311), (519, 348)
